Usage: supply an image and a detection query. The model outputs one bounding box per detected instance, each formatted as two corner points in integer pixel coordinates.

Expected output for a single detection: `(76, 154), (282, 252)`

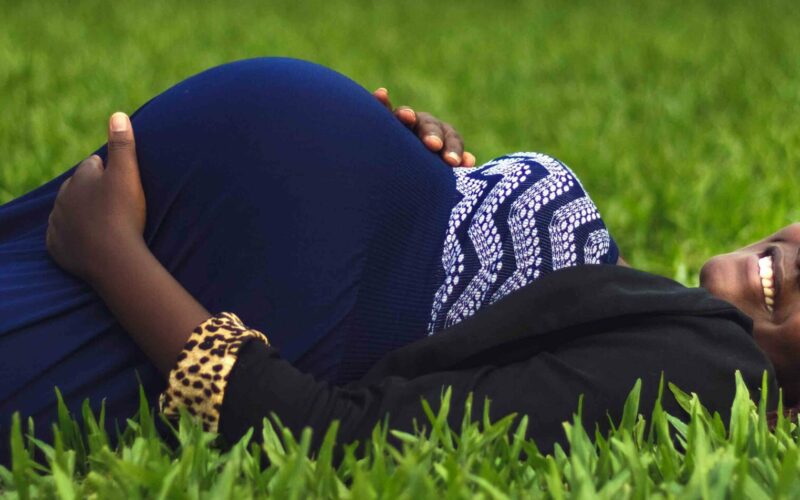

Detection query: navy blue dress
(0, 58), (617, 444)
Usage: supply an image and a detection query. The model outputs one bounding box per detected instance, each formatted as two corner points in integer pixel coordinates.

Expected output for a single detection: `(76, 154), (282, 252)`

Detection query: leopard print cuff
(158, 312), (270, 433)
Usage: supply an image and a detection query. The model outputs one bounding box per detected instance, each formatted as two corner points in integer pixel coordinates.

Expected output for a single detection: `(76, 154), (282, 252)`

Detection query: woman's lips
(772, 245), (784, 305)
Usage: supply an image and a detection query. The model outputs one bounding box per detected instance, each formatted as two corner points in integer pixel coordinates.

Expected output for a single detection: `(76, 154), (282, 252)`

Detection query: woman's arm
(90, 238), (211, 378)
(47, 113), (211, 377)
(157, 311), (594, 451)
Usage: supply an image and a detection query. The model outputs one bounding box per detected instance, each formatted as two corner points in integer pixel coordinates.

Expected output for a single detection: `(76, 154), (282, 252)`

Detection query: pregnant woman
(0, 58), (787, 459)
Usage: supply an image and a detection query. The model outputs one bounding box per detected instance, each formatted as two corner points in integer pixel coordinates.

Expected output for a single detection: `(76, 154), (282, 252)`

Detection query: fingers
(440, 122), (463, 167)
(57, 176), (72, 196)
(72, 155), (103, 181)
(394, 106), (417, 127)
(106, 112), (139, 178)
(372, 87), (392, 112)
(374, 88), (417, 127)
(462, 152), (477, 168)
(45, 213), (56, 253)
(373, 93), (475, 167)
(55, 157), (99, 210)
(416, 112), (445, 152)
(416, 113), (470, 167)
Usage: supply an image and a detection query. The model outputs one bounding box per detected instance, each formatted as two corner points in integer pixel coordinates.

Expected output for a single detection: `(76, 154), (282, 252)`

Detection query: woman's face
(700, 223), (800, 402)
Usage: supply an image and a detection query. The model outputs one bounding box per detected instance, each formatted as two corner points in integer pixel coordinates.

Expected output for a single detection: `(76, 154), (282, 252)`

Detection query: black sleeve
(219, 313), (776, 455)
(219, 338), (603, 452)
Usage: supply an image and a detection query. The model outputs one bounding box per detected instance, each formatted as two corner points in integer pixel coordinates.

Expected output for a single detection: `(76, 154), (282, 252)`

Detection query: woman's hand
(373, 88), (476, 168)
(47, 112), (146, 284)
(48, 112), (209, 376)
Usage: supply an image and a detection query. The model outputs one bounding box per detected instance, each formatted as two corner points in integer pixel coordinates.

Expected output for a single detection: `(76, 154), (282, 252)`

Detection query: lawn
(2, 0), (800, 496)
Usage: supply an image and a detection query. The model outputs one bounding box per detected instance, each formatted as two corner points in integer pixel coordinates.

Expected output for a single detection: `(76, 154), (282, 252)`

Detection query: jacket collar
(363, 265), (752, 381)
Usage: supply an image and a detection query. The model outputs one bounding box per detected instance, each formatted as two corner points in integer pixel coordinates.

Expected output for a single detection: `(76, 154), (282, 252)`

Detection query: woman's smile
(757, 247), (779, 314)
(700, 225), (800, 329)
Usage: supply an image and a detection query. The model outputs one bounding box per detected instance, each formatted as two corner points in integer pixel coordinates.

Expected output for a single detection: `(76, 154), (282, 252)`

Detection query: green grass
(2, 0), (800, 496)
(2, 375), (800, 497)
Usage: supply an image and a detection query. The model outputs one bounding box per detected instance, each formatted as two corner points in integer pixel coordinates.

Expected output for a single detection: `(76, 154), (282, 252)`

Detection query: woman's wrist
(85, 232), (149, 291)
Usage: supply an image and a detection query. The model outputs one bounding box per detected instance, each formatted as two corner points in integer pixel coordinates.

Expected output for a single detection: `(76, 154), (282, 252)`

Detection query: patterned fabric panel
(159, 312), (270, 433)
(428, 152), (617, 334)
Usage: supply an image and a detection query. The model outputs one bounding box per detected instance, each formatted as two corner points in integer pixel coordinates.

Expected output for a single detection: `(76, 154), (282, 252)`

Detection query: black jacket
(219, 265), (777, 453)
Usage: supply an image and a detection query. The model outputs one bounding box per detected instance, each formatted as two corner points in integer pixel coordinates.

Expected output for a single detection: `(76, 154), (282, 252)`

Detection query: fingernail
(401, 108), (416, 121)
(425, 135), (443, 149)
(446, 152), (461, 164)
(111, 112), (128, 132)
(377, 87), (388, 94)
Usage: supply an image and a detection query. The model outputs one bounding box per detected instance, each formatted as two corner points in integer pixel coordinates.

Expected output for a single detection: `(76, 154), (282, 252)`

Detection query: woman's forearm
(89, 236), (211, 378)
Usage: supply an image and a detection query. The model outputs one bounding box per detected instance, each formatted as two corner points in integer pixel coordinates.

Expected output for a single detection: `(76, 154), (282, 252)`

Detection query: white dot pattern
(549, 197), (602, 270)
(584, 229), (612, 265)
(427, 152), (616, 334)
(490, 153), (575, 303)
(427, 170), (488, 334)
(444, 158), (530, 329)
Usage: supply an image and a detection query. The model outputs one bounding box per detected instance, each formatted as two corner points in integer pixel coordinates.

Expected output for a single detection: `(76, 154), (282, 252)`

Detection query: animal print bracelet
(158, 312), (270, 433)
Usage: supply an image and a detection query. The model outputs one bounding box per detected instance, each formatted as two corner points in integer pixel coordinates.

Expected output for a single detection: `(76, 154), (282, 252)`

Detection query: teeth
(758, 255), (776, 313)
(759, 259), (773, 278)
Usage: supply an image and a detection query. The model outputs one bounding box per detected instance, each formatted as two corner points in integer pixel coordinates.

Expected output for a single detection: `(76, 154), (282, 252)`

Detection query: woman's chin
(698, 255), (725, 293)
(699, 253), (743, 306)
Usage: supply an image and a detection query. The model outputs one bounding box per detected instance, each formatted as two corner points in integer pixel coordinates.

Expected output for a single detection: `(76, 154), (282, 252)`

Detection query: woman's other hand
(373, 87), (476, 168)
(47, 112), (146, 283)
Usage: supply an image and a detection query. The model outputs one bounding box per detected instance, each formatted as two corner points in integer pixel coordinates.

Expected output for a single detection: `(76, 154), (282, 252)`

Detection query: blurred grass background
(1, 0), (799, 283)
